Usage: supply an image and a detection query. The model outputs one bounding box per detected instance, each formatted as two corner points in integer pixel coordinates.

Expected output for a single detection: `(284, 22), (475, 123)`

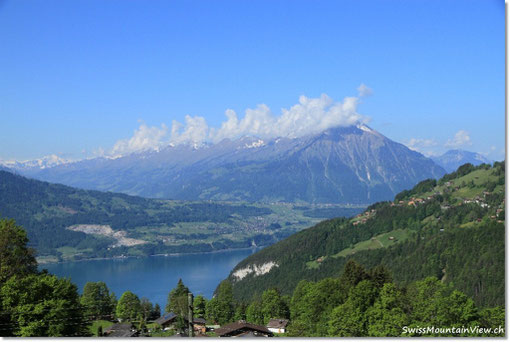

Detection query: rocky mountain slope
(18, 125), (446, 204)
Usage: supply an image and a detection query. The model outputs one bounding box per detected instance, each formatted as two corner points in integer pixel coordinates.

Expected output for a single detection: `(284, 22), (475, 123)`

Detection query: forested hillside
(0, 170), (347, 262)
(226, 162), (505, 308)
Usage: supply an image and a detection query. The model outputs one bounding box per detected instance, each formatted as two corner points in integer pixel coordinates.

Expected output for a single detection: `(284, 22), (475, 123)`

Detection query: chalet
(154, 312), (179, 330)
(267, 319), (289, 334)
(215, 320), (273, 337)
(193, 318), (207, 334)
(104, 323), (138, 337)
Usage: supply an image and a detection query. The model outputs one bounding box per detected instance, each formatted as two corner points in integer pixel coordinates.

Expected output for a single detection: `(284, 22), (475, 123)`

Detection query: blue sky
(0, 0), (504, 161)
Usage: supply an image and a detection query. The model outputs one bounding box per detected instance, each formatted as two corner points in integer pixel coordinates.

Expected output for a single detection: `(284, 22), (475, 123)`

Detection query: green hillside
(226, 162), (505, 308)
(0, 170), (363, 263)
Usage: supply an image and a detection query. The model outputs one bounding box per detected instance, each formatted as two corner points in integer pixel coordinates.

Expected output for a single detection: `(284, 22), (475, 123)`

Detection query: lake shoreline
(37, 245), (264, 266)
(41, 247), (260, 304)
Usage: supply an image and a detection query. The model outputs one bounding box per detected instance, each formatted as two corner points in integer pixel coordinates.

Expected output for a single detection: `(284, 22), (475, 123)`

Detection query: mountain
(432, 149), (492, 173)
(19, 125), (446, 204)
(223, 162), (505, 308)
(0, 154), (71, 171)
(0, 169), (354, 263)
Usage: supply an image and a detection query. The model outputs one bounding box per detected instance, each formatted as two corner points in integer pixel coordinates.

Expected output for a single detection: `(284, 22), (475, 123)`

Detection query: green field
(306, 229), (412, 269)
(333, 229), (411, 258)
(89, 320), (114, 336)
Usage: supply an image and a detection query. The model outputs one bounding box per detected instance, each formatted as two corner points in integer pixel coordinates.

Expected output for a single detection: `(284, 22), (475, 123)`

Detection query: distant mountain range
(1, 154), (70, 171)
(5, 125), (448, 204)
(431, 149), (492, 173)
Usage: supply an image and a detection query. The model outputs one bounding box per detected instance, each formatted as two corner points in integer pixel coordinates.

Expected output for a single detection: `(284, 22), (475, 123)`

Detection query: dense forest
(226, 162), (505, 309)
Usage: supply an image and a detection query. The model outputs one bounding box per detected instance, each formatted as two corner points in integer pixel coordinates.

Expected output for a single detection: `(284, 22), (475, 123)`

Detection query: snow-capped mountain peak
(0, 154), (71, 171)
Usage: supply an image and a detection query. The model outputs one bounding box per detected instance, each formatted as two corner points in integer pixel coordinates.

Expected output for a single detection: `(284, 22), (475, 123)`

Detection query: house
(104, 323), (138, 337)
(215, 320), (273, 337)
(193, 318), (207, 334)
(154, 312), (179, 330)
(266, 319), (289, 334)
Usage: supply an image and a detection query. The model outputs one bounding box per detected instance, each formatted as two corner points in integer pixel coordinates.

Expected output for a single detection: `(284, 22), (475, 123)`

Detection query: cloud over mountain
(111, 123), (169, 156)
(108, 89), (370, 156)
(445, 130), (472, 148)
(405, 130), (474, 157)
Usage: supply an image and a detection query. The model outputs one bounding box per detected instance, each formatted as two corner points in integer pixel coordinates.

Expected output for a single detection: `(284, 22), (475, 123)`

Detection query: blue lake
(41, 248), (259, 309)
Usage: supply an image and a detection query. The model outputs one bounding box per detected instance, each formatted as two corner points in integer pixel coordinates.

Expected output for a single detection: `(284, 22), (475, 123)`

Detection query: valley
(0, 170), (364, 263)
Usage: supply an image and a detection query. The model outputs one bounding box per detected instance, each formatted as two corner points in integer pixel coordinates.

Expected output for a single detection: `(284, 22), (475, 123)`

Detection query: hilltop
(224, 162), (505, 308)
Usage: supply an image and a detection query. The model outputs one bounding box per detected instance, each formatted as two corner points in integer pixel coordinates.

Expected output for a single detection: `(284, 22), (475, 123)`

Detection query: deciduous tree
(0, 274), (89, 337)
(0, 219), (37, 285)
(116, 291), (141, 321)
(80, 281), (114, 320)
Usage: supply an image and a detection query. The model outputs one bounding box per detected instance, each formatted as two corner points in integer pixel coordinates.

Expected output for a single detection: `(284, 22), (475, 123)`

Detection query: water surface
(42, 248), (258, 309)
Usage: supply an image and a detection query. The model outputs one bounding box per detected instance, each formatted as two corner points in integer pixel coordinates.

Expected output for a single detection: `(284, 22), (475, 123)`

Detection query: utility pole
(188, 292), (194, 337)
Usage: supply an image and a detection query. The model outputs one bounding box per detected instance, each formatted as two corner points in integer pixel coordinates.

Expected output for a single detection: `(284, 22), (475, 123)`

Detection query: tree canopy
(116, 291), (142, 321)
(0, 273), (89, 337)
(0, 218), (37, 285)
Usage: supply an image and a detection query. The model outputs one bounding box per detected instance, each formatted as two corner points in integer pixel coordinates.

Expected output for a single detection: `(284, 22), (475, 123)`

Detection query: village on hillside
(100, 310), (289, 337)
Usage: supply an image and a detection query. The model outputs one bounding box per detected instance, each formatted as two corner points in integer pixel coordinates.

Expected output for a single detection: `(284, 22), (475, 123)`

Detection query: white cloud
(406, 138), (438, 150)
(170, 115), (209, 146)
(108, 85), (371, 156)
(357, 83), (373, 97)
(405, 138), (439, 156)
(210, 93), (367, 143)
(445, 130), (472, 148)
(111, 123), (168, 156)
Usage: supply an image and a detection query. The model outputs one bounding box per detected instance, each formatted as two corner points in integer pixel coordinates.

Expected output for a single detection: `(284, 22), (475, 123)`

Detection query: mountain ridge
(431, 149), (492, 173)
(14, 125), (446, 204)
